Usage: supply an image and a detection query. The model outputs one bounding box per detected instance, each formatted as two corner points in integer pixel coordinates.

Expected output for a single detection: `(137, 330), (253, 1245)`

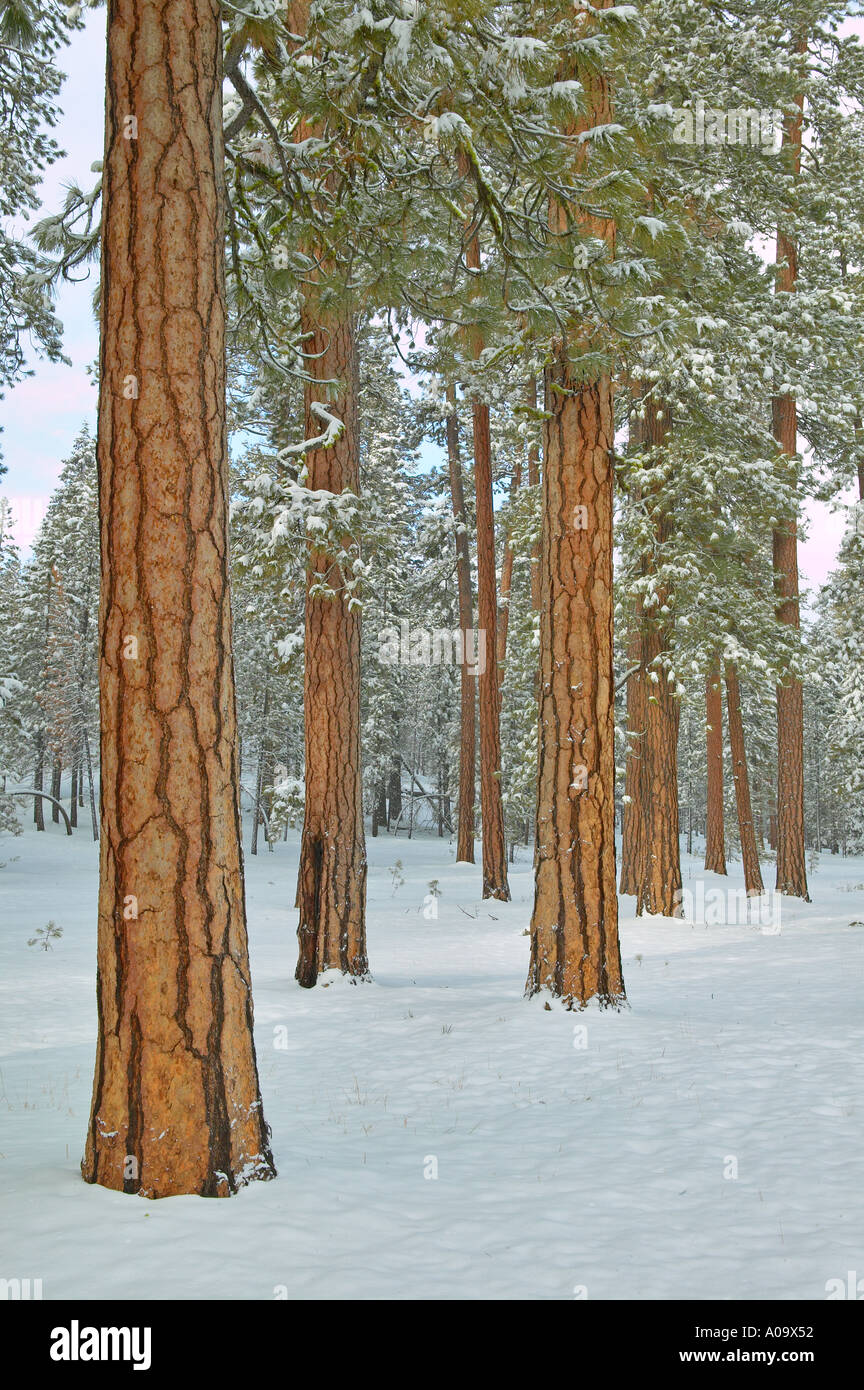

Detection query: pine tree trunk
(724, 662), (764, 896)
(497, 458), (522, 664)
(472, 398), (510, 900)
(462, 209), (508, 898)
(69, 754), (78, 829)
(525, 378), (542, 612)
(527, 356), (623, 1004)
(636, 616), (682, 917)
(446, 393), (476, 863)
(51, 756), (61, 822)
(82, 0), (275, 1198)
(704, 662), (727, 874)
(619, 621), (645, 896)
(527, 0), (624, 1003)
(634, 399), (682, 917)
(83, 727), (98, 842)
(387, 757), (402, 829)
(33, 733), (44, 831)
(295, 310), (368, 985)
(772, 62), (809, 901)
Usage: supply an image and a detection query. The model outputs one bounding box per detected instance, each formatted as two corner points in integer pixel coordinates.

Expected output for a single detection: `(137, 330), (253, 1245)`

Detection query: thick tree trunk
(704, 663), (727, 874)
(82, 0), (275, 1198)
(527, 0), (624, 1004)
(527, 355), (623, 1005)
(724, 662), (764, 896)
(295, 311), (368, 985)
(446, 392), (476, 863)
(772, 63), (809, 901)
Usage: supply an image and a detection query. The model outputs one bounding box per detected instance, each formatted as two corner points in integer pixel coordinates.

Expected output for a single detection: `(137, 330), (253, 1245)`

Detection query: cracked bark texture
(527, 0), (623, 1004)
(527, 362), (624, 1006)
(294, 309), (368, 986)
(82, 0), (275, 1198)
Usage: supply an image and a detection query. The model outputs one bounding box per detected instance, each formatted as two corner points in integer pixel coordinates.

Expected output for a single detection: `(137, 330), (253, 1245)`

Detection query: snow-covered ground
(1, 819), (862, 1300)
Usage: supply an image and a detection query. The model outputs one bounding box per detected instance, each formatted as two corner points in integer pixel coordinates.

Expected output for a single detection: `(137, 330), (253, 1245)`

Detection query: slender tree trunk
(472, 396), (510, 900)
(295, 310), (368, 985)
(69, 753), (79, 829)
(619, 407), (645, 896)
(619, 623), (645, 896)
(446, 390), (476, 863)
(387, 756), (401, 829)
(634, 398), (682, 917)
(82, 0), (275, 1198)
(704, 662), (727, 874)
(525, 378), (542, 612)
(461, 211), (509, 900)
(83, 726), (98, 842)
(33, 732), (44, 831)
(497, 458), (522, 664)
(772, 55), (809, 901)
(51, 756), (61, 822)
(637, 611), (682, 917)
(725, 663), (764, 896)
(251, 680), (269, 857)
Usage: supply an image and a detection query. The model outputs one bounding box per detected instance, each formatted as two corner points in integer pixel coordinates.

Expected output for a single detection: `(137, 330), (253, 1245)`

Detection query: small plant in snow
(28, 921), (63, 951)
(389, 860), (405, 894)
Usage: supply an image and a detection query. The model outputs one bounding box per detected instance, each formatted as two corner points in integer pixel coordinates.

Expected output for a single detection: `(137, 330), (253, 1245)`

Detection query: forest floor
(1, 819), (862, 1300)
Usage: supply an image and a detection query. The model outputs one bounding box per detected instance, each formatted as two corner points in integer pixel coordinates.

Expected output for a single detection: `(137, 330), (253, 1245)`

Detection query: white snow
(1, 822), (862, 1300)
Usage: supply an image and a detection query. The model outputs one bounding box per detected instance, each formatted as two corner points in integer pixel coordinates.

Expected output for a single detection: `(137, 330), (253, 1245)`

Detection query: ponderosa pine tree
(704, 661), (727, 875)
(527, 0), (625, 1006)
(772, 37), (809, 901)
(82, 0), (275, 1198)
(445, 387), (476, 863)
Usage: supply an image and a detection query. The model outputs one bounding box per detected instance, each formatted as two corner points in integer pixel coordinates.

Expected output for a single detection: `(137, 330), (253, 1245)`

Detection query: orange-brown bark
(497, 458), (522, 664)
(704, 663), (727, 875)
(619, 620), (645, 897)
(446, 390), (476, 864)
(295, 310), (368, 985)
(527, 0), (624, 1003)
(631, 398), (682, 918)
(725, 662), (764, 896)
(463, 212), (509, 900)
(472, 397), (510, 900)
(82, 0), (275, 1198)
(527, 363), (623, 1005)
(772, 58), (809, 901)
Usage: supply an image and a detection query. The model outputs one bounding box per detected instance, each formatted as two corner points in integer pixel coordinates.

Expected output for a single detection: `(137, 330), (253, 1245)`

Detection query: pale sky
(0, 8), (858, 594)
